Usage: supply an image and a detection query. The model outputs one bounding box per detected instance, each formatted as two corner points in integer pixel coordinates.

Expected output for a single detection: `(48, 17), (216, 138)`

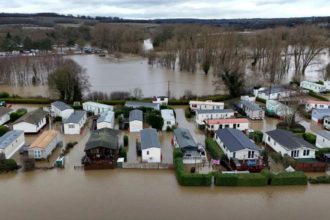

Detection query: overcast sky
(1, 0), (329, 19)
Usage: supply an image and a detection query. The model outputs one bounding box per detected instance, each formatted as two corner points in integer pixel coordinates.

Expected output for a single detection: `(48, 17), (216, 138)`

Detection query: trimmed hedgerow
(214, 173), (268, 187)
(174, 158), (212, 186)
(308, 91), (329, 101)
(309, 176), (330, 184)
(302, 132), (316, 145)
(1, 98), (51, 104)
(270, 171), (307, 186)
(205, 138), (225, 160)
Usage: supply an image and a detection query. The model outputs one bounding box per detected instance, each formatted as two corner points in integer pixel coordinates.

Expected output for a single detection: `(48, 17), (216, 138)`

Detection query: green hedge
(10, 108), (27, 122)
(302, 132), (316, 144)
(249, 131), (263, 145)
(173, 148), (183, 161)
(256, 97), (266, 104)
(99, 100), (126, 105)
(316, 147), (330, 160)
(0, 125), (9, 137)
(123, 135), (129, 147)
(270, 171), (307, 186)
(309, 176), (330, 184)
(0, 159), (18, 172)
(119, 147), (127, 161)
(1, 98), (51, 104)
(174, 158), (212, 186)
(205, 138), (225, 160)
(308, 91), (329, 101)
(214, 173), (268, 186)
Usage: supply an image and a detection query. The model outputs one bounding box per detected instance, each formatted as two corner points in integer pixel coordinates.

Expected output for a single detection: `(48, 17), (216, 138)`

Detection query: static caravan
(237, 100), (264, 120)
(152, 96), (168, 106)
(129, 110), (143, 133)
(195, 109), (234, 125)
(305, 100), (330, 112)
(63, 111), (87, 135)
(140, 128), (161, 163)
(0, 107), (12, 125)
(266, 100), (292, 118)
(300, 81), (327, 93)
(51, 101), (74, 120)
(125, 101), (160, 111)
(82, 102), (114, 115)
(205, 118), (249, 132)
(28, 130), (61, 159)
(0, 130), (25, 159)
(161, 109), (176, 131)
(13, 109), (48, 133)
(316, 130), (330, 148)
(254, 86), (293, 100)
(189, 100), (224, 112)
(97, 111), (115, 130)
(323, 116), (330, 130)
(311, 109), (330, 123)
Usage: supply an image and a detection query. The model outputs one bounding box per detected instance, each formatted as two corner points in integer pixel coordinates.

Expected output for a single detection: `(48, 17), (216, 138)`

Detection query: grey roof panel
(140, 128), (161, 149)
(266, 129), (316, 150)
(85, 128), (119, 151)
(239, 100), (262, 111)
(317, 130), (330, 140)
(64, 111), (86, 124)
(0, 130), (24, 149)
(52, 101), (73, 111)
(14, 109), (48, 125)
(195, 109), (234, 114)
(125, 101), (160, 110)
(215, 128), (260, 152)
(173, 128), (197, 149)
(129, 109), (143, 122)
(0, 107), (12, 117)
(97, 111), (114, 123)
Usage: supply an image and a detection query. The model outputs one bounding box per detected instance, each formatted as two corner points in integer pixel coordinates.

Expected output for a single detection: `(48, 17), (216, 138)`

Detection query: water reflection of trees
(0, 55), (62, 86)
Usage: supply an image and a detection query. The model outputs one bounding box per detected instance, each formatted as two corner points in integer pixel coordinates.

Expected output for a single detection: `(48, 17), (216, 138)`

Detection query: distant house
(82, 101), (113, 115)
(189, 100), (224, 112)
(311, 108), (330, 122)
(237, 100), (264, 120)
(264, 129), (317, 159)
(161, 109), (176, 131)
(63, 111), (87, 135)
(215, 128), (261, 161)
(305, 100), (330, 112)
(205, 118), (249, 133)
(316, 130), (330, 149)
(129, 110), (143, 132)
(13, 109), (48, 133)
(28, 130), (61, 159)
(51, 101), (74, 120)
(125, 101), (160, 110)
(140, 128), (161, 163)
(0, 107), (12, 125)
(266, 100), (292, 118)
(97, 111), (115, 130)
(300, 81), (326, 93)
(0, 130), (25, 159)
(195, 109), (234, 125)
(173, 128), (206, 164)
(152, 96), (168, 106)
(254, 85), (293, 100)
(84, 128), (119, 169)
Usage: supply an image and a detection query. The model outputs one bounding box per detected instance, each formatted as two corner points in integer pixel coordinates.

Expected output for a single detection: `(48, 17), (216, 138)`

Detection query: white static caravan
(254, 86), (293, 100)
(264, 129), (317, 159)
(140, 128), (161, 163)
(51, 101), (74, 120)
(97, 111), (115, 130)
(300, 81), (327, 93)
(0, 130), (25, 159)
(82, 102), (114, 115)
(324, 81), (330, 91)
(324, 116), (330, 130)
(152, 96), (168, 106)
(316, 130), (330, 148)
(161, 109), (176, 131)
(305, 100), (330, 112)
(13, 109), (48, 133)
(189, 100), (224, 112)
(129, 110), (143, 133)
(311, 109), (330, 123)
(0, 107), (12, 125)
(63, 111), (87, 135)
(28, 130), (61, 159)
(195, 109), (234, 125)
(205, 118), (249, 132)
(266, 100), (292, 118)
(237, 100), (264, 120)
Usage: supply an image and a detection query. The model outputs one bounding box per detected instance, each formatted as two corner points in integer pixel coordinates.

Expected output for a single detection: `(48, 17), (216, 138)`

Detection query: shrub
(22, 157), (35, 171)
(214, 173), (268, 186)
(0, 92), (10, 98)
(119, 147), (127, 161)
(0, 125), (9, 137)
(10, 108), (27, 122)
(145, 112), (164, 131)
(308, 91), (329, 101)
(54, 116), (62, 122)
(185, 107), (192, 118)
(205, 138), (225, 160)
(249, 131), (263, 145)
(276, 122), (306, 133)
(173, 148), (183, 161)
(0, 158), (18, 172)
(0, 98), (51, 104)
(302, 132), (316, 144)
(123, 135), (129, 147)
(316, 148), (330, 160)
(270, 171), (307, 186)
(256, 97), (266, 104)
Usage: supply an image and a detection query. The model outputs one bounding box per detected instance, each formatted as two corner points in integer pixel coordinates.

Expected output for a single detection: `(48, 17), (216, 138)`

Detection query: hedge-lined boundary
(214, 173), (268, 186)
(205, 138), (225, 160)
(1, 98), (52, 104)
(270, 171), (307, 185)
(308, 91), (329, 101)
(309, 176), (330, 184)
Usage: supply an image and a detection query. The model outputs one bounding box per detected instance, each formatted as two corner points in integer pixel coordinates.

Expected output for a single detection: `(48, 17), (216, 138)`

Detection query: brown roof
(29, 130), (59, 149)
